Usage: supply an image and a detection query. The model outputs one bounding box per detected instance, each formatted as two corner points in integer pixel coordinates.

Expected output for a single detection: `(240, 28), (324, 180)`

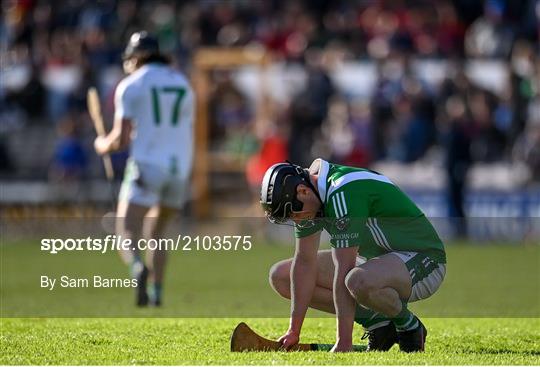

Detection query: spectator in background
(386, 95), (413, 162)
(509, 40), (537, 144)
(49, 113), (88, 181)
(513, 99), (540, 183)
(394, 76), (436, 163)
(409, 89), (437, 160)
(41, 29), (83, 123)
(315, 96), (354, 164)
(371, 53), (437, 163)
(434, 0), (466, 57)
(370, 59), (403, 160)
(347, 99), (373, 167)
(209, 71), (254, 157)
(401, 98), (433, 162)
(288, 49), (334, 166)
(210, 72), (251, 136)
(469, 90), (507, 162)
(0, 139), (15, 176)
(442, 95), (472, 236)
(2, 43), (45, 124)
(114, 0), (144, 46)
(81, 26), (114, 73)
(439, 60), (472, 102)
(465, 0), (515, 58)
(493, 89), (514, 138)
(315, 96), (374, 168)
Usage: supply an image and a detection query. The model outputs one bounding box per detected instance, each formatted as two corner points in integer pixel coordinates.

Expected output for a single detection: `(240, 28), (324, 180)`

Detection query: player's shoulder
(171, 69), (193, 90)
(326, 163), (394, 196)
(146, 66), (193, 93)
(146, 64), (189, 80)
(116, 68), (145, 93)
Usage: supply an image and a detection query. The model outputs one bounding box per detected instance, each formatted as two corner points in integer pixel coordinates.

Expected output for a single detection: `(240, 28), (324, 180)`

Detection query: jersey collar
(143, 63), (165, 70)
(309, 158), (329, 204)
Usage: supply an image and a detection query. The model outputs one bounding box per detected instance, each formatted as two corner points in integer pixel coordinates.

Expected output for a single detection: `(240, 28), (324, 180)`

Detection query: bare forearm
(95, 132), (120, 155)
(331, 247), (358, 351)
(95, 119), (131, 155)
(289, 257), (317, 333)
(333, 272), (356, 343)
(106, 130), (126, 152)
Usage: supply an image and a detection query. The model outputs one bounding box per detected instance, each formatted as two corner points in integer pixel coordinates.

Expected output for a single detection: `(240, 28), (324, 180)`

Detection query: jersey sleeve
(326, 186), (369, 248)
(294, 220), (323, 238)
(114, 79), (138, 120)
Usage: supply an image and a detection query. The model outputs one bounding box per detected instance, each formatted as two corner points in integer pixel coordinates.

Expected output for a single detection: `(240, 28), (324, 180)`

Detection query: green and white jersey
(295, 159), (446, 263)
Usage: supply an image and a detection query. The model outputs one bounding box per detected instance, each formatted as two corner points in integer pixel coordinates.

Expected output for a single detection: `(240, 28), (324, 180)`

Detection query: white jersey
(114, 63), (194, 180)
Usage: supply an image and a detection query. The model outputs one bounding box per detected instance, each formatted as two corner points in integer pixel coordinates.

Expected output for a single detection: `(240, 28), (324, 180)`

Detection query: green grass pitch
(1, 239), (539, 365)
(2, 318), (539, 365)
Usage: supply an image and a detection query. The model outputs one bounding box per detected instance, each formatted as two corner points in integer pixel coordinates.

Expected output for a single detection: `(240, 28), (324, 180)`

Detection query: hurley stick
(87, 87), (115, 181)
(230, 322), (366, 352)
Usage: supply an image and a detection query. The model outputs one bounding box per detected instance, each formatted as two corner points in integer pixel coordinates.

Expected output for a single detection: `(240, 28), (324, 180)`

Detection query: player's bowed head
(260, 162), (323, 228)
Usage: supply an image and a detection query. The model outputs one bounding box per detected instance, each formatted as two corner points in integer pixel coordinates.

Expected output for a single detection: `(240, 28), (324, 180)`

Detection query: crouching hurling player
(261, 159), (446, 352)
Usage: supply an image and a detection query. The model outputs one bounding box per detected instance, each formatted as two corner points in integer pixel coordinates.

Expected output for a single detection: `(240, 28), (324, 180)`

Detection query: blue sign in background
(405, 189), (540, 242)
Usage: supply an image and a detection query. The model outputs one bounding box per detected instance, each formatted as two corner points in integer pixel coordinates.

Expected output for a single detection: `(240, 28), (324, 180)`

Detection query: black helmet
(123, 31), (160, 60)
(260, 161), (320, 224)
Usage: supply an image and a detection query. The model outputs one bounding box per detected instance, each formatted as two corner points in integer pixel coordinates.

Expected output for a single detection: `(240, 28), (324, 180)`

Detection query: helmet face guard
(260, 161), (322, 226)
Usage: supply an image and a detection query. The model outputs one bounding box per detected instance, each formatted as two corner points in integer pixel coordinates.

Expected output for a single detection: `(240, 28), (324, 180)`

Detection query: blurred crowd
(1, 0), (539, 189)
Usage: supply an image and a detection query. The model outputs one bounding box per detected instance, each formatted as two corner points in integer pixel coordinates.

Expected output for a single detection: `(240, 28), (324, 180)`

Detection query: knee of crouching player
(269, 259), (292, 299)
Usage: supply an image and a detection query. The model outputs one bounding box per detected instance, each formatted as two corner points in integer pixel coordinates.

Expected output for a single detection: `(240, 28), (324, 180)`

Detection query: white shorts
(355, 251), (446, 303)
(390, 251), (446, 302)
(119, 159), (189, 209)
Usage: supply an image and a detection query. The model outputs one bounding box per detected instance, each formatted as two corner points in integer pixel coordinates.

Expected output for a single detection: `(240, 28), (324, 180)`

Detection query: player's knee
(345, 268), (376, 301)
(344, 269), (359, 296)
(268, 260), (291, 299)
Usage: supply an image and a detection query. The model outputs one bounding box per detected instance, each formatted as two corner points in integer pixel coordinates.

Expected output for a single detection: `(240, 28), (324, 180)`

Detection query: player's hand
(94, 136), (108, 155)
(278, 329), (299, 350)
(330, 341), (353, 353)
